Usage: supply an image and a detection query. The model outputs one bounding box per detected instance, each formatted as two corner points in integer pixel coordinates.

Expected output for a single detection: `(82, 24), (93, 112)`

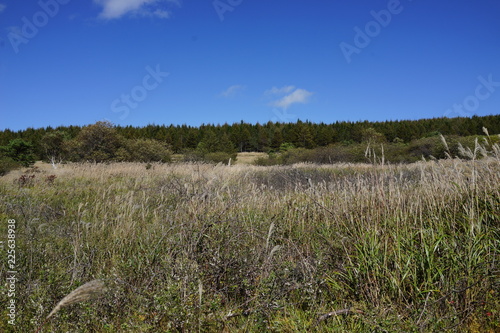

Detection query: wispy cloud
(265, 85), (295, 96)
(219, 84), (245, 98)
(94, 0), (180, 20)
(148, 8), (170, 18)
(0, 4), (6, 14)
(266, 86), (314, 110)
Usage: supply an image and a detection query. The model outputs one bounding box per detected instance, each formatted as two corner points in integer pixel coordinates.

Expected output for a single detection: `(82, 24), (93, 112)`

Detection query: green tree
(41, 131), (68, 165)
(270, 128), (284, 150)
(0, 139), (36, 166)
(68, 121), (123, 162)
(196, 130), (237, 163)
(232, 123), (252, 152)
(197, 130), (219, 154)
(197, 130), (235, 154)
(292, 121), (315, 148)
(116, 139), (171, 162)
(314, 124), (334, 146)
(361, 127), (386, 144)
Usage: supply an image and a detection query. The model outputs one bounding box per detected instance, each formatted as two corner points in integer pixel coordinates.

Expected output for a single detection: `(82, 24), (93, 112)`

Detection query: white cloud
(149, 9), (170, 18)
(265, 85), (295, 96)
(0, 4), (6, 13)
(219, 85), (245, 98)
(266, 86), (314, 110)
(94, 0), (180, 19)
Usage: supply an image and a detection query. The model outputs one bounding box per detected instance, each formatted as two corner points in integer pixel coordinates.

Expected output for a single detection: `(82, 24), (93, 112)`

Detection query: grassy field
(170, 152), (266, 165)
(0, 158), (499, 332)
(234, 152), (268, 165)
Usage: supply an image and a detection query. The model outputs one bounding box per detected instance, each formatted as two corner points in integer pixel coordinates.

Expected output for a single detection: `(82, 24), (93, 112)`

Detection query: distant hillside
(0, 115), (499, 170)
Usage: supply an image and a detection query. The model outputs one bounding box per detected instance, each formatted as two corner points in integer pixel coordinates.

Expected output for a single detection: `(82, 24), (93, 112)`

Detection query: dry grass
(34, 279), (107, 333)
(46, 279), (106, 320)
(235, 152), (268, 164)
(0, 157), (499, 332)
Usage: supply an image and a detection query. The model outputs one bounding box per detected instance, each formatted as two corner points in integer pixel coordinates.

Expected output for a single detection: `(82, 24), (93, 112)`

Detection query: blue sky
(0, 0), (499, 131)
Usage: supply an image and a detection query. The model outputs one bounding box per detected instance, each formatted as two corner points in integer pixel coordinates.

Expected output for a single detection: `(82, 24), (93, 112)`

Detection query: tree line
(0, 115), (499, 172)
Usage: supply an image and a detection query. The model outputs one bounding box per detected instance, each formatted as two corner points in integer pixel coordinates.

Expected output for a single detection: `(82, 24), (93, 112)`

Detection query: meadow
(0, 156), (499, 332)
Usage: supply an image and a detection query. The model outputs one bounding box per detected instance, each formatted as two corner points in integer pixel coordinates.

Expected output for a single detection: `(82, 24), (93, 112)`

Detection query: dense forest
(1, 115), (499, 172)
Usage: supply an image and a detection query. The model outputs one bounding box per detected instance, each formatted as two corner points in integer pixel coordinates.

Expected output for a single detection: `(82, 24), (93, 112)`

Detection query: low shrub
(0, 157), (21, 176)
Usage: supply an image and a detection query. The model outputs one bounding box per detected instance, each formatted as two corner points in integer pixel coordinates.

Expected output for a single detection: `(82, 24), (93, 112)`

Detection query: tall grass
(0, 156), (498, 332)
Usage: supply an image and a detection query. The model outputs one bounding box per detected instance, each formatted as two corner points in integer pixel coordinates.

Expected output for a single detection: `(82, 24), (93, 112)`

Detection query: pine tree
(1, 139), (36, 166)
